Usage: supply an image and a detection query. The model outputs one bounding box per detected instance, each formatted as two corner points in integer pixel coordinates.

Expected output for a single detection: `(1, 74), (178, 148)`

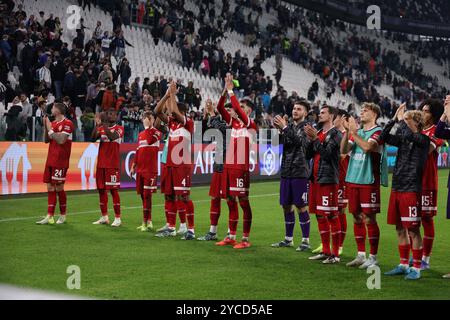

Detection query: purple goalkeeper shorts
(280, 178), (309, 207)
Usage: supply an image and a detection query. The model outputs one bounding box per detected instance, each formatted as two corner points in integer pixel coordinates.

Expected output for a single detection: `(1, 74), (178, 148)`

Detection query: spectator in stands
(5, 97), (25, 141)
(101, 84), (117, 111)
(80, 107), (95, 142)
(98, 64), (113, 84)
(118, 58), (131, 85)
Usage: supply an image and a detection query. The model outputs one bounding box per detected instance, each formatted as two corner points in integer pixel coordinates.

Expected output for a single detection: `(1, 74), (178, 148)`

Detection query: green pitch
(1, 171), (450, 300)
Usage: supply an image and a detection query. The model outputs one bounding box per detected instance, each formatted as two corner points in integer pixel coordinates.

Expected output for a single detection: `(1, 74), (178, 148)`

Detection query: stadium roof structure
(284, 0), (450, 38)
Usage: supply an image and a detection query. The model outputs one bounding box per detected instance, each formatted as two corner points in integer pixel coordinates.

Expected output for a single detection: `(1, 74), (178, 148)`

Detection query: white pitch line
(0, 193), (278, 223)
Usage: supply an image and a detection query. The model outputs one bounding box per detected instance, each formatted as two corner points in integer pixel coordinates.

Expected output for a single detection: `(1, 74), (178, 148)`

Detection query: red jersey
(135, 127), (162, 174)
(45, 118), (74, 168)
(166, 116), (194, 167)
(96, 124), (124, 169)
(216, 95), (257, 171)
(224, 117), (257, 171)
(422, 125), (443, 190)
(348, 126), (384, 186)
(312, 129), (329, 181)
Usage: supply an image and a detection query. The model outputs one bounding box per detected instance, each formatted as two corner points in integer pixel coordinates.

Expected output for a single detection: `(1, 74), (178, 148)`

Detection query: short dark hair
(337, 109), (348, 118)
(419, 99), (444, 124)
(177, 102), (187, 114)
(321, 105), (338, 120)
(295, 100), (310, 112)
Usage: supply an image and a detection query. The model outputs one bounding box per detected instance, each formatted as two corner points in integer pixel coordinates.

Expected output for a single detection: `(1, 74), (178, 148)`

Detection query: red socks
(399, 244), (410, 265)
(110, 189), (121, 218)
(47, 190), (57, 216)
(338, 212), (347, 247)
(166, 200), (177, 228)
(57, 190), (67, 215)
(328, 215), (341, 257)
(354, 222), (366, 253)
(186, 200), (195, 230)
(142, 190), (152, 222)
(164, 200), (170, 225)
(227, 199), (239, 236)
(239, 199), (252, 238)
(412, 247), (423, 269)
(210, 198), (221, 226)
(367, 222), (380, 255)
(422, 218), (435, 257)
(176, 199), (187, 224)
(98, 189), (108, 216)
(317, 215), (331, 255)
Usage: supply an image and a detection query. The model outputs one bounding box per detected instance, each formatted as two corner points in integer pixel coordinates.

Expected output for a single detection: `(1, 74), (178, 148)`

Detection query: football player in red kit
(382, 106), (429, 280)
(334, 109), (349, 254)
(305, 105), (343, 264)
(215, 74), (258, 249)
(37, 103), (74, 225)
(198, 99), (228, 241)
(91, 110), (124, 227)
(130, 111), (163, 232)
(155, 81), (196, 239)
(418, 99), (444, 270)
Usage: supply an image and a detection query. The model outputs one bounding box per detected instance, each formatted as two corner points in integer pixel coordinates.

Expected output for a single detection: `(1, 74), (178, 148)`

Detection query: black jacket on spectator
(308, 127), (342, 184)
(280, 120), (311, 179)
(380, 120), (430, 193)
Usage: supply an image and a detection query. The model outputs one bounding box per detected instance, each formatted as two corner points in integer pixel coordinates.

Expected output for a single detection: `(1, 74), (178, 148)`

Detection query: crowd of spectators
(1, 0), (449, 143)
(125, 0), (448, 121)
(0, 0), (207, 142)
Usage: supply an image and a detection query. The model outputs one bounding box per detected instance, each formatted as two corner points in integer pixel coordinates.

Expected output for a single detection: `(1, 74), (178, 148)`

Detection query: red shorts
(387, 190), (421, 228)
(221, 168), (250, 198)
(421, 189), (437, 218)
(161, 165), (192, 196)
(338, 181), (348, 210)
(308, 182), (338, 216)
(43, 166), (68, 184)
(136, 172), (157, 195)
(209, 171), (223, 198)
(347, 183), (381, 215)
(96, 168), (120, 190)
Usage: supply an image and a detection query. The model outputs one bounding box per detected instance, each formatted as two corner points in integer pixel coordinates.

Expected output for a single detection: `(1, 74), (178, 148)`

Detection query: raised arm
(91, 116), (101, 141)
(43, 116), (51, 144)
(340, 128), (352, 154)
(154, 90), (171, 123)
(168, 81), (185, 124)
(435, 112), (450, 139)
(379, 119), (401, 147)
(224, 73), (251, 125)
(216, 92), (231, 125)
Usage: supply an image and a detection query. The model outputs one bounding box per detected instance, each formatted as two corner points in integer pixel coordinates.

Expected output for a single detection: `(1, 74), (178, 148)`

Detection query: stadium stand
(0, 0), (449, 143)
